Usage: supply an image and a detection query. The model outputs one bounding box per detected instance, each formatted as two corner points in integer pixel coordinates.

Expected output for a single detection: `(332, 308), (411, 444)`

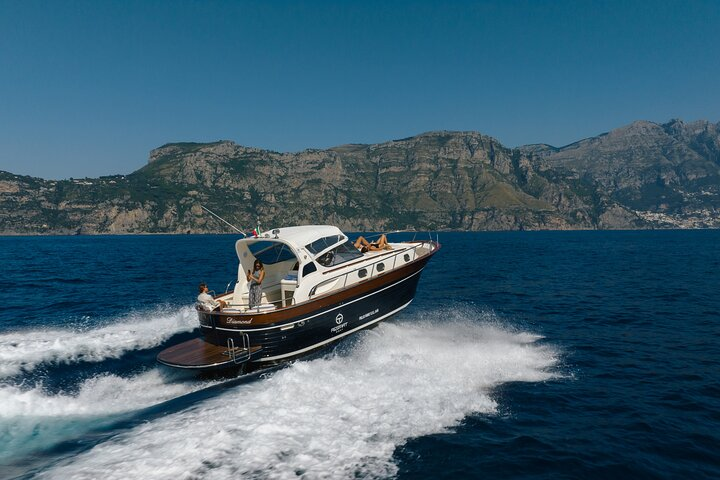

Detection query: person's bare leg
(377, 234), (391, 249)
(354, 236), (370, 249)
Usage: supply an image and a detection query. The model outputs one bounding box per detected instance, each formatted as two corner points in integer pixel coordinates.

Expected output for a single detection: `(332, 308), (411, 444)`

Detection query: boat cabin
(211, 225), (427, 314)
(161, 225), (439, 371)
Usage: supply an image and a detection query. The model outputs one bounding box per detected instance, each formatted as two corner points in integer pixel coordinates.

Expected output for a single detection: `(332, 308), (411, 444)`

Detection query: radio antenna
(200, 205), (247, 237)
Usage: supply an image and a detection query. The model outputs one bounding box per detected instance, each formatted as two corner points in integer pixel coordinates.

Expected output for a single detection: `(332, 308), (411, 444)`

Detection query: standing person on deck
(246, 259), (265, 307)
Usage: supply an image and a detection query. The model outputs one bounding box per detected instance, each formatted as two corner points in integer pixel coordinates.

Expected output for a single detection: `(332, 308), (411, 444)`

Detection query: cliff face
(521, 119), (720, 227)
(1, 121), (719, 234)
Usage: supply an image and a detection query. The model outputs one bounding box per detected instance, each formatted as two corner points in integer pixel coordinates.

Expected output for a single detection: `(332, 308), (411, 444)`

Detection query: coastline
(1, 225), (718, 238)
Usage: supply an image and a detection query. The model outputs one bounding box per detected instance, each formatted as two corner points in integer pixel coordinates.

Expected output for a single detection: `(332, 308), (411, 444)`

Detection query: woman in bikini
(354, 234), (391, 253)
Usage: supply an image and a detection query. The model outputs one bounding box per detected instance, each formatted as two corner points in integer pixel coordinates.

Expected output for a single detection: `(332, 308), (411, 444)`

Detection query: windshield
(316, 240), (363, 267)
(305, 235), (344, 255)
(248, 241), (297, 265)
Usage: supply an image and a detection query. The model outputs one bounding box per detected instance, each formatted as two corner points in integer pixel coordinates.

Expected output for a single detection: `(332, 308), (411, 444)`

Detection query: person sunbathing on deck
(354, 234), (392, 253)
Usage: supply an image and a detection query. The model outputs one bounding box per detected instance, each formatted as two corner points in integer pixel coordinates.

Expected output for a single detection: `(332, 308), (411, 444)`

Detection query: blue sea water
(1, 231), (719, 479)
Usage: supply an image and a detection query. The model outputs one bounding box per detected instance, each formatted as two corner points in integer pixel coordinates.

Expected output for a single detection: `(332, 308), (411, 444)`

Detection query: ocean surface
(1, 231), (719, 479)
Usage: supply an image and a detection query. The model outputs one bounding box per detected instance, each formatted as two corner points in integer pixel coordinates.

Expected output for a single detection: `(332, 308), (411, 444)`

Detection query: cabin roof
(244, 225), (345, 250)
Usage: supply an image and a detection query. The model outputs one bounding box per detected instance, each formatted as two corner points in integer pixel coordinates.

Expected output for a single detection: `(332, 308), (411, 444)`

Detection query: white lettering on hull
(226, 317), (253, 325)
(330, 322), (348, 333)
(359, 308), (379, 321)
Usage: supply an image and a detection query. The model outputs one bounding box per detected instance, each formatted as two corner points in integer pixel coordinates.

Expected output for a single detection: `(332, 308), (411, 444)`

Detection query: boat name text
(359, 308), (379, 321)
(226, 317), (253, 325)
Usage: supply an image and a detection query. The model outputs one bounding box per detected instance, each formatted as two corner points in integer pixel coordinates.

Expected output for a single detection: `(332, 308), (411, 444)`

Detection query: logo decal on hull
(331, 322), (348, 334)
(332, 313), (347, 334)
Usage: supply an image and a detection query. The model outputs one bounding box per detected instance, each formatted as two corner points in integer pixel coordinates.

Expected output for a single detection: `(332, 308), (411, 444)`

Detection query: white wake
(41, 309), (561, 479)
(0, 306), (197, 379)
(0, 369), (217, 462)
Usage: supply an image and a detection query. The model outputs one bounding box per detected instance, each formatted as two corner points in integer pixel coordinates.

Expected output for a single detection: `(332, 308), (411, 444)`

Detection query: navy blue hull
(200, 266), (426, 364)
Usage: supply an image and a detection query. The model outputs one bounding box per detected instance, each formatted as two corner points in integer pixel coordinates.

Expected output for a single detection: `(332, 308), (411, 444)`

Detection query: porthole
(377, 263), (385, 272)
(404, 254), (410, 262)
(358, 268), (368, 278)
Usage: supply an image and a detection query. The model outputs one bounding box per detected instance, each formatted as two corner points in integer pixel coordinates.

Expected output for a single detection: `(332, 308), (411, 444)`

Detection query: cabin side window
(302, 262), (317, 277)
(248, 241), (296, 264)
(358, 268), (368, 278)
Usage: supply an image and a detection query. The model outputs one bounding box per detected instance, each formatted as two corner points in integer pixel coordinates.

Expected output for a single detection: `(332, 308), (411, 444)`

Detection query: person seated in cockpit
(197, 282), (227, 311)
(354, 234), (392, 253)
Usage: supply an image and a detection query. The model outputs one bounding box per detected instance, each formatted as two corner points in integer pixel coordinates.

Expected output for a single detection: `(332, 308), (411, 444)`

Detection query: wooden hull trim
(201, 260), (425, 360)
(199, 243), (437, 326)
(156, 239), (439, 372)
(212, 268), (423, 333)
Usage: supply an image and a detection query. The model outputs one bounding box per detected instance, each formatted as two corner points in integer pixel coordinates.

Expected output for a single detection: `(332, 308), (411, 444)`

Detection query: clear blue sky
(1, 0), (718, 179)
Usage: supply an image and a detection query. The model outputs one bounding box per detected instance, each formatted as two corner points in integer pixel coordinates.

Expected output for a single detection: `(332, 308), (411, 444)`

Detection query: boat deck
(157, 338), (262, 370)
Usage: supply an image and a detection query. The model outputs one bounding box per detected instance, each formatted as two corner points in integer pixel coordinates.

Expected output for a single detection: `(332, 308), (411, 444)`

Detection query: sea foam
(41, 309), (560, 479)
(0, 369), (216, 462)
(0, 306), (197, 379)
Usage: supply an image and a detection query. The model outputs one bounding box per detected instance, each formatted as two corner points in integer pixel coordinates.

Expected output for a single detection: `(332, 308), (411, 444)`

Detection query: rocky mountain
(519, 119), (720, 226)
(1, 120), (718, 234)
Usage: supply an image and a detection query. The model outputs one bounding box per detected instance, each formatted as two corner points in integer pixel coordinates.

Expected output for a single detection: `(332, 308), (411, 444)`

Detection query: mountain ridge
(1, 119), (718, 234)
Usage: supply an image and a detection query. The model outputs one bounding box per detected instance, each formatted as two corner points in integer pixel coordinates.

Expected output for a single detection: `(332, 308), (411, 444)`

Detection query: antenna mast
(200, 205), (247, 237)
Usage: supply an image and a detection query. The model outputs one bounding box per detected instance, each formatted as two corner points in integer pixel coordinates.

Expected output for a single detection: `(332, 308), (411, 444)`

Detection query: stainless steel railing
(201, 239), (436, 314)
(308, 241), (434, 298)
(226, 333), (251, 364)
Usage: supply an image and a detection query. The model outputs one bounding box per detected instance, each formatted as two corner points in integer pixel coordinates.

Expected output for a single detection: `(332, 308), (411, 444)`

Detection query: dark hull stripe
(212, 268), (423, 333)
(201, 260), (425, 360)
(259, 299), (412, 361)
(203, 245), (436, 327)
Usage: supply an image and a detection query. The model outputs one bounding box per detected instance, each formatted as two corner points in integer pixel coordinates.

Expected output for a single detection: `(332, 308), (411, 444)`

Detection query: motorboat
(157, 226), (440, 371)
